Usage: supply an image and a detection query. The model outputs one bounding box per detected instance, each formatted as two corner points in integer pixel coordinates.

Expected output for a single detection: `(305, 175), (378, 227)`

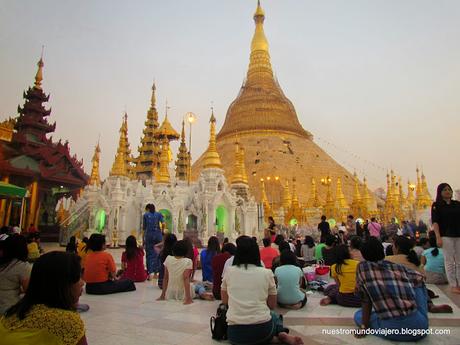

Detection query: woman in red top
(121, 236), (148, 282)
(84, 234), (136, 295)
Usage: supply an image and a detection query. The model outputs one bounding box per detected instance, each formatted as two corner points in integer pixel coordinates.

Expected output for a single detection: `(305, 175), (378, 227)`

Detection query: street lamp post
(186, 112), (197, 185)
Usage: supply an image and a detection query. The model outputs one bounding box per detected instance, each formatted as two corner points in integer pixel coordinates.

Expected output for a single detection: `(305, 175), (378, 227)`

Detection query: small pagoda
(0, 56), (88, 238)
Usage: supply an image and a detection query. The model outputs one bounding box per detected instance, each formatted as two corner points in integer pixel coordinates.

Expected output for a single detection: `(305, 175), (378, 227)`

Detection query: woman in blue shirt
(274, 250), (306, 309)
(421, 234), (448, 284)
(200, 236), (220, 283)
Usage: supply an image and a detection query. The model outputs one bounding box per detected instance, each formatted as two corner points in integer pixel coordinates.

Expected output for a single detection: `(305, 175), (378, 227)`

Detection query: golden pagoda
(350, 173), (363, 217)
(260, 179), (272, 219)
(121, 113), (135, 179)
(175, 120), (189, 181)
(88, 141), (101, 187)
(334, 177), (349, 221)
(110, 117), (129, 177)
(361, 177), (374, 218)
(306, 178), (321, 208)
(135, 82), (161, 180)
(416, 170), (432, 210)
(282, 180), (292, 210)
(192, 1), (361, 208)
(322, 176), (335, 218)
(203, 110), (222, 169)
(285, 178), (306, 224)
(157, 137), (171, 184)
(231, 139), (249, 185)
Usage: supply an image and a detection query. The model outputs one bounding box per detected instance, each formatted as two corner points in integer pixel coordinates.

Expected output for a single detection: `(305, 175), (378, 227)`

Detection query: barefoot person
(221, 236), (304, 345)
(157, 240), (214, 304)
(431, 183), (460, 294)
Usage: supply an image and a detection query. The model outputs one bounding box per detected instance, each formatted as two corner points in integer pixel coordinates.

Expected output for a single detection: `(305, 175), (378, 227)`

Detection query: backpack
(210, 303), (228, 340)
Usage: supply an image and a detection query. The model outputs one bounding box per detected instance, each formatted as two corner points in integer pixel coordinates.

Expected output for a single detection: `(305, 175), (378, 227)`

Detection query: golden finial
(34, 46), (45, 90)
(251, 0), (269, 53)
(88, 140), (101, 187)
(157, 137), (171, 183)
(306, 178), (320, 208)
(110, 116), (129, 177)
(151, 81), (156, 107)
(203, 108), (222, 169)
(231, 140), (248, 185)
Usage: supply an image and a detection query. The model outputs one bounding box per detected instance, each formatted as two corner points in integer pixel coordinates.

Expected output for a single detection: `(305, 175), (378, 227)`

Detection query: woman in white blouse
(221, 236), (303, 345)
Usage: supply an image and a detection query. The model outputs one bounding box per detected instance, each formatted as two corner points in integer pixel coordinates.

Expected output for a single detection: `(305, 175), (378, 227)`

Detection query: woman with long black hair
(421, 232), (448, 284)
(431, 183), (460, 294)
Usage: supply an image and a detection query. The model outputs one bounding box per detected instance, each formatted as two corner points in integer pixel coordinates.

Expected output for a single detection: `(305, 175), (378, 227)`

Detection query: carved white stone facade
(73, 166), (258, 245)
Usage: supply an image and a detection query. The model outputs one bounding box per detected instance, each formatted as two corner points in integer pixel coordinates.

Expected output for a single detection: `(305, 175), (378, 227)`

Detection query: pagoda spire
(175, 120), (189, 181)
(88, 140), (101, 187)
(282, 180), (292, 210)
(416, 170), (432, 210)
(261, 180), (272, 218)
(361, 177), (373, 216)
(157, 137), (171, 184)
(306, 178), (321, 208)
(350, 172), (362, 217)
(110, 116), (128, 177)
(203, 109), (222, 169)
(291, 178), (299, 208)
(335, 177), (349, 209)
(34, 49), (44, 90)
(231, 139), (248, 185)
(121, 112), (135, 179)
(135, 82), (161, 179)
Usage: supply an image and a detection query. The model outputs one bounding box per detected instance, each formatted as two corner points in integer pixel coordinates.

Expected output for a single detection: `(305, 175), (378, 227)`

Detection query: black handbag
(210, 303), (228, 340)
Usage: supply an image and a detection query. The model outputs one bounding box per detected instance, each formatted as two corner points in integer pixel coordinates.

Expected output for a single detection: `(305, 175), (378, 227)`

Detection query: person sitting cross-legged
(221, 236), (304, 345)
(321, 244), (361, 307)
(274, 250), (307, 310)
(84, 234), (136, 295)
(354, 237), (429, 342)
(157, 240), (214, 304)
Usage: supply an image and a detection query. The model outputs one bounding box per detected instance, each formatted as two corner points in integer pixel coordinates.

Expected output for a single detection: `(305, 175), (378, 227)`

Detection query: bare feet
(281, 302), (302, 310)
(429, 304), (453, 313)
(277, 332), (304, 345)
(320, 297), (332, 306)
(183, 298), (193, 305)
(201, 293), (215, 301)
(451, 287), (460, 294)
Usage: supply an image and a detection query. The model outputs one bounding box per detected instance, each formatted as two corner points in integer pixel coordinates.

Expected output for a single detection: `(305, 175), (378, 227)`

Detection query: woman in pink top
(368, 217), (382, 238)
(121, 235), (148, 282)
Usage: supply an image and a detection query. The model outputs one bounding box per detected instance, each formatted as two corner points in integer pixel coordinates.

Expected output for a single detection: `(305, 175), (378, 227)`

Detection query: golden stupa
(192, 1), (360, 209)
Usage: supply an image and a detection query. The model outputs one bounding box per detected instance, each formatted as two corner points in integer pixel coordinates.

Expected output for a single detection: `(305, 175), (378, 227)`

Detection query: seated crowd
(0, 191), (457, 345)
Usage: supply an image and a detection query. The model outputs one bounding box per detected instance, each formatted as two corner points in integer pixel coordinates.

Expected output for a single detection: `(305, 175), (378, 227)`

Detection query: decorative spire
(335, 177), (348, 209)
(175, 120), (189, 181)
(110, 116), (128, 177)
(261, 180), (272, 218)
(282, 180), (292, 209)
(203, 109), (222, 169)
(416, 170), (432, 210)
(398, 176), (407, 208)
(248, 0), (273, 83)
(306, 178), (321, 208)
(361, 177), (373, 213)
(231, 139), (248, 185)
(350, 172), (362, 217)
(157, 137), (171, 183)
(407, 180), (416, 205)
(135, 81), (161, 179)
(88, 140), (101, 187)
(34, 48), (44, 90)
(121, 112), (135, 179)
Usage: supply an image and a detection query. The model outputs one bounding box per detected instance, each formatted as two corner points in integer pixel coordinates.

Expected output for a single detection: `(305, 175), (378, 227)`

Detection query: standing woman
(143, 203), (165, 279)
(431, 183), (460, 294)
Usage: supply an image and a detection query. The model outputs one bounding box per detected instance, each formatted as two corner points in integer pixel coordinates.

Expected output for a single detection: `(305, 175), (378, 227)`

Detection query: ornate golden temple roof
(203, 111), (223, 170)
(217, 1), (312, 141)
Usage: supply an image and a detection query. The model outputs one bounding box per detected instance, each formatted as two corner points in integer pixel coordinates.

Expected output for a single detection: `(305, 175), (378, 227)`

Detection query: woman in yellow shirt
(320, 244), (361, 307)
(0, 251), (87, 345)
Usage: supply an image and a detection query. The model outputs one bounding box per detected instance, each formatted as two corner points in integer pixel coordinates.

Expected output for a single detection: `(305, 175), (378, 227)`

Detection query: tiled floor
(42, 243), (460, 345)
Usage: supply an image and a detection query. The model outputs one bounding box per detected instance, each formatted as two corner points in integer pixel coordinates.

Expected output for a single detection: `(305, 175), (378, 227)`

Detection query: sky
(1, 0), (459, 196)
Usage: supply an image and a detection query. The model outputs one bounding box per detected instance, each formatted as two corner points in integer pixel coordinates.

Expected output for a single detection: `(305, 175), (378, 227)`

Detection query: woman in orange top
(83, 234), (136, 295)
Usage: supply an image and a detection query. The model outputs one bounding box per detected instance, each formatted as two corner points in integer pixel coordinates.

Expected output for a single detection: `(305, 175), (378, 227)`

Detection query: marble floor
(41, 243), (460, 345)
